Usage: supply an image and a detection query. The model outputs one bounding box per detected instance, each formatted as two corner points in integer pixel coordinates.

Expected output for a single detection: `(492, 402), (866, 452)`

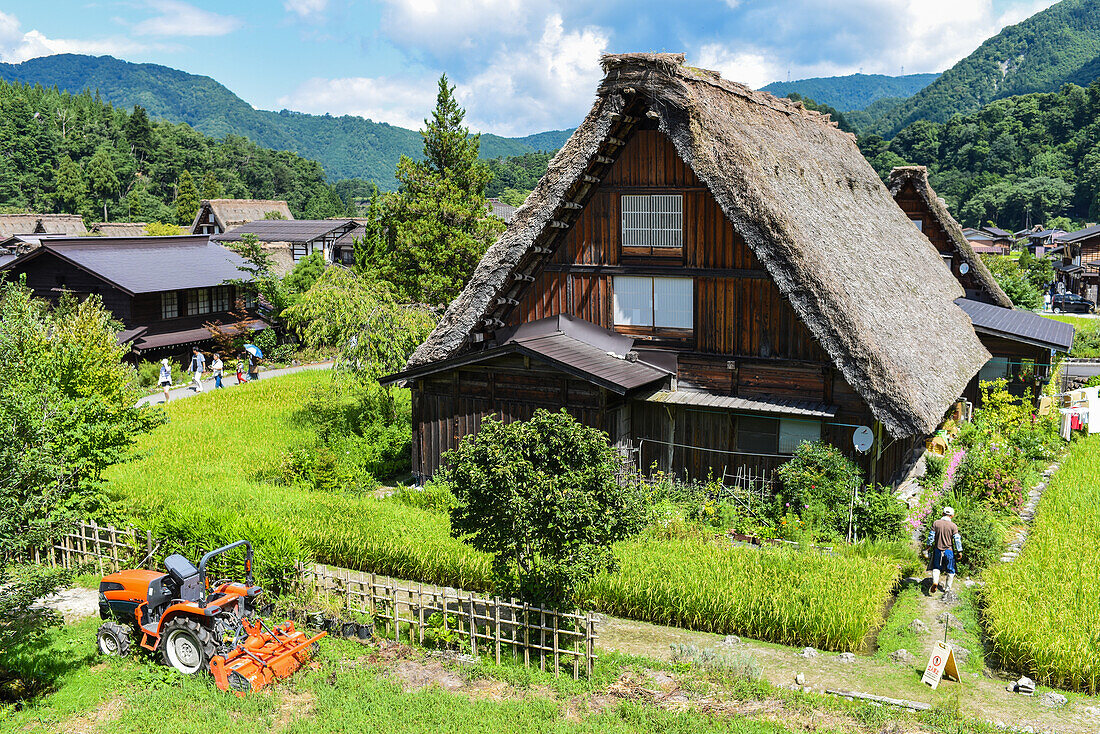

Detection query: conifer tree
(174, 169), (199, 225)
(86, 145), (119, 222)
(54, 155), (87, 214)
(382, 75), (502, 304)
(354, 186), (387, 275)
(124, 106), (154, 165)
(200, 170), (224, 200)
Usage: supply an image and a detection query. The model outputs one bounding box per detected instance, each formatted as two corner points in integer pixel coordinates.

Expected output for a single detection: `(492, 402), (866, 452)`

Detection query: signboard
(921, 641), (960, 690)
(853, 426), (874, 453)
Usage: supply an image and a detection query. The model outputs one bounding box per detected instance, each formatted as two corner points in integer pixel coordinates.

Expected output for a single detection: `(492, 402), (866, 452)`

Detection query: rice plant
(982, 434), (1100, 693)
(584, 534), (900, 652)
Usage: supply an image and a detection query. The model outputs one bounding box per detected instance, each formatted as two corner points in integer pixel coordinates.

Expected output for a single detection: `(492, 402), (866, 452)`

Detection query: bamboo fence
(23, 521), (599, 678)
(299, 562), (598, 679)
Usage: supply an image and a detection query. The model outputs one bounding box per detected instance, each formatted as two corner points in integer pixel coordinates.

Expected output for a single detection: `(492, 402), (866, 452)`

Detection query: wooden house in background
(0, 213), (88, 238)
(1056, 223), (1100, 303)
(190, 199), (293, 236)
(211, 219), (360, 276)
(0, 235), (266, 360)
(384, 53), (991, 488)
(889, 167), (1074, 402)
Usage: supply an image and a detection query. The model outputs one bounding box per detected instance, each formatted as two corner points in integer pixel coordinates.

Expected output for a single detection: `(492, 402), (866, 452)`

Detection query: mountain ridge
(760, 72), (939, 111)
(0, 54), (572, 187)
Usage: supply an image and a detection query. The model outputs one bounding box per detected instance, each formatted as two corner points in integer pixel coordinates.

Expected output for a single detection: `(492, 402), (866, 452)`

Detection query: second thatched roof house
(385, 53), (991, 487)
(190, 199), (293, 236)
(889, 166), (1073, 402)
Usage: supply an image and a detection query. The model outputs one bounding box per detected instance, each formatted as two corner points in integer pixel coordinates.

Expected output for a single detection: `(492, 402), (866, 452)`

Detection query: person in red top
(927, 507), (963, 594)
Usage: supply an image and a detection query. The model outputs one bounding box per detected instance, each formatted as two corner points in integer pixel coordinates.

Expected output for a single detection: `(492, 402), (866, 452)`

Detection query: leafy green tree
(200, 171), (224, 200)
(53, 155), (86, 214)
(0, 281), (161, 690)
(985, 255), (1043, 309)
(281, 266), (436, 379)
(86, 145), (118, 222)
(124, 105), (154, 165)
(174, 169), (199, 226)
(223, 232), (287, 314)
(283, 251), (326, 296)
(144, 222), (186, 235)
(443, 409), (647, 608)
(353, 187), (387, 275)
(382, 76), (503, 304)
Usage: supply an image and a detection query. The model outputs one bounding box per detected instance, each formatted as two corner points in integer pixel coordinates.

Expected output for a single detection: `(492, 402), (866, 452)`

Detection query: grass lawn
(982, 433), (1100, 693)
(1, 617), (1005, 734)
(105, 371), (901, 652)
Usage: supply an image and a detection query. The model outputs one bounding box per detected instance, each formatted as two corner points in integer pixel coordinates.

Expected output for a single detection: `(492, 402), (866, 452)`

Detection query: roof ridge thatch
(408, 52), (990, 438)
(888, 166), (1013, 309)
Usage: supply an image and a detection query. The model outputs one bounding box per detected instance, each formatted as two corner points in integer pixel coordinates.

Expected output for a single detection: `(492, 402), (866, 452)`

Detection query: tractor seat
(163, 554), (202, 602)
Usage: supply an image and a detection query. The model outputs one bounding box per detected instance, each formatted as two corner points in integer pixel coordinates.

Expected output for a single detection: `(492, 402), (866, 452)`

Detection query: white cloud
(0, 10), (148, 63)
(279, 12), (606, 137)
(378, 0), (538, 50)
(460, 14), (608, 135)
(284, 0), (329, 19)
(277, 75), (439, 131)
(695, 45), (783, 89)
(132, 0), (242, 37)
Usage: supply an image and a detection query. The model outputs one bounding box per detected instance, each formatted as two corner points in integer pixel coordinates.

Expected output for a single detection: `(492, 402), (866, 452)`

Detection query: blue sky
(0, 0), (1056, 137)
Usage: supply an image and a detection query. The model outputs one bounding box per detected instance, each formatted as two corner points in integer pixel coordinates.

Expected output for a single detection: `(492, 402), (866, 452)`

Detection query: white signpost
(921, 641), (960, 690)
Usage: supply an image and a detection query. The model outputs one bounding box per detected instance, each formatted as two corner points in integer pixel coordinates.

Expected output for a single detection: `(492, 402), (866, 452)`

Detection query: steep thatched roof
(191, 199), (293, 232)
(0, 213), (87, 237)
(888, 166), (1013, 309)
(92, 222), (149, 237)
(408, 52), (989, 438)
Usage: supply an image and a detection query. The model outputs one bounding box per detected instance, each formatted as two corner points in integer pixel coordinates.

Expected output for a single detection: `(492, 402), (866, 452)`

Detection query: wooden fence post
(418, 582), (424, 645)
(469, 592), (476, 657)
(494, 601), (501, 666)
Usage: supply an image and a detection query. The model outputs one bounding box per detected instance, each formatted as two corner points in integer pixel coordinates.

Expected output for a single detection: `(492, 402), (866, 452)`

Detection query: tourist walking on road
(211, 353), (224, 389)
(247, 352), (260, 382)
(189, 347), (206, 392)
(928, 506), (962, 594)
(158, 358), (173, 404)
(236, 356), (246, 384)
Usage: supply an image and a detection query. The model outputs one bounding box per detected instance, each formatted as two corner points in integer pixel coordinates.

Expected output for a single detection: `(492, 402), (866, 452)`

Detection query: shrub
(269, 342), (297, 364)
(952, 442), (1025, 512)
(444, 410), (647, 608)
(775, 441), (861, 538)
(854, 484), (908, 541)
(254, 327), (277, 356)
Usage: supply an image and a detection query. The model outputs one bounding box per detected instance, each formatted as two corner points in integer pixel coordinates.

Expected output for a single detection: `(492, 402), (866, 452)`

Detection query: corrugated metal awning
(642, 389), (838, 419)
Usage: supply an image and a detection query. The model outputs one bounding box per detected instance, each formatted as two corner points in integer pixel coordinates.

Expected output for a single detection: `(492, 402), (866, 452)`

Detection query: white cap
(161, 358), (170, 367)
(943, 506), (955, 517)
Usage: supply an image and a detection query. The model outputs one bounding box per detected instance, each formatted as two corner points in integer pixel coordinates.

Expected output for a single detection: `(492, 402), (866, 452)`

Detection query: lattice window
(211, 286), (229, 312)
(188, 288), (211, 315)
(161, 291), (178, 319)
(778, 419), (821, 455)
(621, 194), (682, 248)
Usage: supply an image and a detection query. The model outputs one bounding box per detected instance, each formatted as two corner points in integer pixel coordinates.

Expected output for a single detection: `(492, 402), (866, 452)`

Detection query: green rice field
(107, 371), (900, 652)
(982, 433), (1100, 693)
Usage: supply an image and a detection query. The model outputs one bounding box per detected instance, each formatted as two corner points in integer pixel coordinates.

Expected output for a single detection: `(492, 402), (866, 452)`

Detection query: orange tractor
(96, 540), (325, 694)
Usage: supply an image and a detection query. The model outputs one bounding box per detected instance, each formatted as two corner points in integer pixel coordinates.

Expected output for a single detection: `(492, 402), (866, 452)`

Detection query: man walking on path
(158, 358), (173, 404)
(928, 507), (962, 594)
(189, 347), (206, 392)
(211, 353), (224, 389)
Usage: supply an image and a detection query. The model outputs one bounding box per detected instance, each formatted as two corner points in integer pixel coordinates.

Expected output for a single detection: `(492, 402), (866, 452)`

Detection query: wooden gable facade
(404, 127), (921, 488)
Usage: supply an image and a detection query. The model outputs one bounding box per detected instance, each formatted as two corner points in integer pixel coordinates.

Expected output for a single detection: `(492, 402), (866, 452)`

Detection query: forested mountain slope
(760, 72), (938, 111)
(0, 80), (352, 224)
(872, 0), (1100, 137)
(0, 54), (572, 186)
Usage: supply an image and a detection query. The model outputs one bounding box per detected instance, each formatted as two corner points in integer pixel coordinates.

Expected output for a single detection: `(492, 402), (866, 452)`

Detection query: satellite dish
(959, 262), (970, 275)
(853, 426), (874, 453)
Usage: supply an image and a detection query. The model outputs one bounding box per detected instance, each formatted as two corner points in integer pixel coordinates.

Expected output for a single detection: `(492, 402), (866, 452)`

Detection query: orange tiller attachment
(209, 619), (326, 696)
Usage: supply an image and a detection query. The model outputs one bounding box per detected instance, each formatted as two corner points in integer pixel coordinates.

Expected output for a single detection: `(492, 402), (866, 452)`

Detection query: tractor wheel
(96, 622), (131, 657)
(160, 618), (217, 676)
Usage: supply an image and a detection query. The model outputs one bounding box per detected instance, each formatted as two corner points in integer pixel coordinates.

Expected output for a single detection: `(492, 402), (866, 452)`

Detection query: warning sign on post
(921, 641), (960, 690)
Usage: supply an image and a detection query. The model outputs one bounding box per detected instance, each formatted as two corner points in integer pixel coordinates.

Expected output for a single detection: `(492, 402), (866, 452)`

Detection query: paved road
(137, 360), (335, 407)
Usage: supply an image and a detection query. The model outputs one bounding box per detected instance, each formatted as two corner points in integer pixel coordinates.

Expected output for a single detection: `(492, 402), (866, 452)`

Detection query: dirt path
(597, 606), (1100, 733)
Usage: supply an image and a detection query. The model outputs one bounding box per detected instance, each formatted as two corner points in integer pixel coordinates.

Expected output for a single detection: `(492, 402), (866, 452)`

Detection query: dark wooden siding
(10, 251), (133, 324)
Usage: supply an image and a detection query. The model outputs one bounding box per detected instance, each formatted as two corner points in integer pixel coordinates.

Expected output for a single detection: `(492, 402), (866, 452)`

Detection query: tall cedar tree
(124, 106), (154, 166)
(382, 76), (504, 304)
(200, 170), (224, 200)
(54, 155), (86, 213)
(86, 145), (119, 222)
(353, 186), (386, 275)
(174, 169), (199, 226)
